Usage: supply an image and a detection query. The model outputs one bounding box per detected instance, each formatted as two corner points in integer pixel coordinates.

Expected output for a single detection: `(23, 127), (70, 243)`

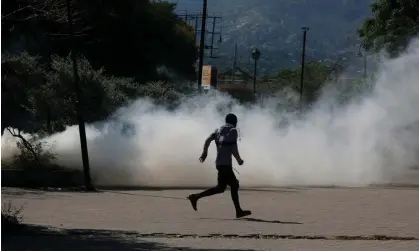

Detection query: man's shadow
(200, 217), (302, 224)
(239, 217), (302, 224)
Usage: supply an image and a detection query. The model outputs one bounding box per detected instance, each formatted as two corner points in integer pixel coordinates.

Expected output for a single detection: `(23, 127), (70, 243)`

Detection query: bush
(137, 81), (189, 109)
(1, 201), (24, 233)
(2, 127), (56, 171)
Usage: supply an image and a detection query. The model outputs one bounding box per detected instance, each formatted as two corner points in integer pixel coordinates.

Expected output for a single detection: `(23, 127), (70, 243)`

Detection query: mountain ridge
(172, 0), (374, 73)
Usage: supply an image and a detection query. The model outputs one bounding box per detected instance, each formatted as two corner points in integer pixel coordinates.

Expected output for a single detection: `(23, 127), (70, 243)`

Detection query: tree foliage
(269, 61), (344, 103)
(1, 52), (141, 133)
(1, 52), (47, 133)
(359, 0), (419, 56)
(1, 0), (197, 82)
(1, 52), (193, 134)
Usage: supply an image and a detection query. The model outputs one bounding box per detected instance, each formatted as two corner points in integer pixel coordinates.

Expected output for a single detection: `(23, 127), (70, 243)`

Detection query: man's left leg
(187, 168), (228, 211)
(187, 184), (226, 211)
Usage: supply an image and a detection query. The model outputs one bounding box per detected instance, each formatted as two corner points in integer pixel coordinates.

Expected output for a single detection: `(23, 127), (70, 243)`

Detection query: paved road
(2, 186), (419, 250)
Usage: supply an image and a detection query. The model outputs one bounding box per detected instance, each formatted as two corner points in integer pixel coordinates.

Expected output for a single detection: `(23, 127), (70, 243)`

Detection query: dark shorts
(216, 165), (239, 188)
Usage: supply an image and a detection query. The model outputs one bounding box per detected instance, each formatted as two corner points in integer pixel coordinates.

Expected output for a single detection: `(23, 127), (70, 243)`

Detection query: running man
(187, 113), (252, 218)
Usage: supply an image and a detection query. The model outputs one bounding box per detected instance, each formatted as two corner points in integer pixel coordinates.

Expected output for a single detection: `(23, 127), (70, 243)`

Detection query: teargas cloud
(2, 40), (419, 188)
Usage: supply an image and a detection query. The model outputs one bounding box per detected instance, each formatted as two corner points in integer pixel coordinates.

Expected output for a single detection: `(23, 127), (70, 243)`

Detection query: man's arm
(203, 133), (215, 153)
(199, 131), (216, 162)
(230, 129), (244, 165)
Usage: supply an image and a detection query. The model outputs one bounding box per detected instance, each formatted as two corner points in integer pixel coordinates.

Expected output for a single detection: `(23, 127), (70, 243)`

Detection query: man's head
(225, 113), (238, 127)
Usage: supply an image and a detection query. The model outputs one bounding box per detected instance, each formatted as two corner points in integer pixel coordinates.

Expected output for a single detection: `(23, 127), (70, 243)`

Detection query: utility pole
(197, 0), (208, 92)
(357, 44), (367, 79)
(299, 27), (309, 103)
(210, 16), (217, 58)
(232, 44), (237, 83)
(253, 58), (257, 95)
(362, 52), (367, 79)
(194, 16), (198, 46)
(252, 48), (261, 96)
(66, 0), (94, 191)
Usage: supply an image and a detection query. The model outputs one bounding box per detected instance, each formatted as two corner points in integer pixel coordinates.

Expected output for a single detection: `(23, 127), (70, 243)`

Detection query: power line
(176, 11), (223, 59)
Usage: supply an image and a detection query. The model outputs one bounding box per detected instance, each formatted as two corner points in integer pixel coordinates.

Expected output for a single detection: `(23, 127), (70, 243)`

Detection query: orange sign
(202, 65), (211, 88)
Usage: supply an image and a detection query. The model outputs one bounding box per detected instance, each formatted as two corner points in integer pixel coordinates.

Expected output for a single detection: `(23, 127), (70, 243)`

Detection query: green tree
(270, 61), (344, 103)
(1, 52), (190, 135)
(1, 52), (141, 134)
(75, 0), (197, 82)
(1, 0), (197, 83)
(46, 55), (141, 129)
(1, 52), (48, 133)
(358, 0), (419, 56)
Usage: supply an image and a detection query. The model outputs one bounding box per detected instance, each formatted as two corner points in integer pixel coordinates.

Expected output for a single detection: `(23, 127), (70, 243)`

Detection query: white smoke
(2, 39), (419, 188)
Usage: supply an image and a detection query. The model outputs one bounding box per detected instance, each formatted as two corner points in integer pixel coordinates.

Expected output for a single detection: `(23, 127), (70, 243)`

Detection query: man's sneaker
(236, 210), (252, 218)
(187, 194), (198, 211)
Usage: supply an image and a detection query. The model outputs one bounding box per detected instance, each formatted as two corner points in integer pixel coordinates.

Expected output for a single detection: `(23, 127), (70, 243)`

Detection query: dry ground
(2, 184), (419, 250)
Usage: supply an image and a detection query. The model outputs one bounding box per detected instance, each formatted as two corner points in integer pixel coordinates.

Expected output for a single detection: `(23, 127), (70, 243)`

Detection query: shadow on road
(104, 187), (301, 201)
(240, 217), (303, 224)
(200, 217), (302, 225)
(107, 191), (187, 200)
(2, 225), (258, 251)
(98, 186), (304, 193)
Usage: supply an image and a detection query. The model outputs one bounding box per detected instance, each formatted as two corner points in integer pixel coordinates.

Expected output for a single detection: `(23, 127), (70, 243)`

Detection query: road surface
(2, 185), (419, 251)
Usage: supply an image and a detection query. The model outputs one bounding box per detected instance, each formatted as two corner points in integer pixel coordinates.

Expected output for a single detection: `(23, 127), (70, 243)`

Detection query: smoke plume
(2, 39), (419, 188)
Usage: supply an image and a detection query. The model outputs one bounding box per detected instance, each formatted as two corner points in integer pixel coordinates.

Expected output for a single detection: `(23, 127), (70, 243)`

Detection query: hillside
(172, 0), (374, 73)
